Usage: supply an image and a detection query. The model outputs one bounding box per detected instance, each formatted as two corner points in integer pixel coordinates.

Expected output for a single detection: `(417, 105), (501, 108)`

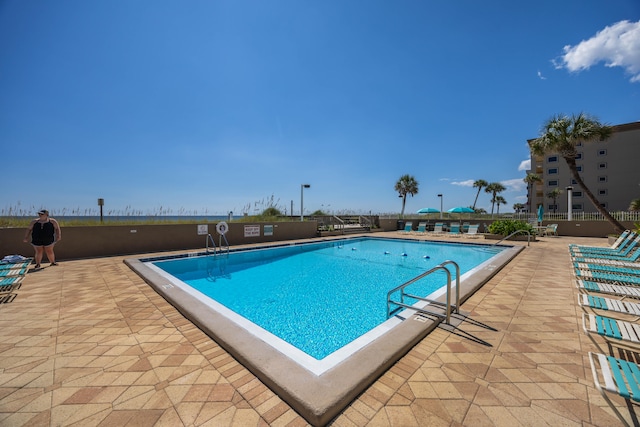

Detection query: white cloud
(518, 159), (531, 171)
(501, 178), (526, 193)
(537, 70), (547, 80)
(555, 20), (640, 83)
(451, 179), (475, 187)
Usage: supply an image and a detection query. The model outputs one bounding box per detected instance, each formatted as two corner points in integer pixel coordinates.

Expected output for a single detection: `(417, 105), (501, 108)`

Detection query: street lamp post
(300, 184), (310, 221)
(566, 186), (573, 221)
(437, 194), (443, 219)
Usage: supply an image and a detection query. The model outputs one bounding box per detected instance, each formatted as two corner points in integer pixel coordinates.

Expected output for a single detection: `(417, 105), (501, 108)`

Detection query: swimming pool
(126, 235), (523, 426)
(152, 238), (502, 360)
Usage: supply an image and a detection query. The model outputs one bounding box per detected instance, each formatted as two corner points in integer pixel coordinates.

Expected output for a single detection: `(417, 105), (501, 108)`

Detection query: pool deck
(0, 232), (633, 426)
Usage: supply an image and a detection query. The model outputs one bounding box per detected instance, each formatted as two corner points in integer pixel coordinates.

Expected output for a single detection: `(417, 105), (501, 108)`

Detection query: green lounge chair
(589, 352), (640, 427)
(576, 279), (640, 299)
(570, 230), (632, 251)
(448, 223), (461, 237)
(579, 294), (640, 320)
(574, 262), (640, 277)
(572, 249), (640, 266)
(570, 235), (640, 257)
(574, 268), (640, 286)
(402, 221), (413, 233)
(583, 313), (640, 352)
(415, 222), (427, 234)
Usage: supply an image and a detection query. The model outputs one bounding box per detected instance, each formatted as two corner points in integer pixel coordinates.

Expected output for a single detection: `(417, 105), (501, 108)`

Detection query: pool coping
(124, 237), (523, 426)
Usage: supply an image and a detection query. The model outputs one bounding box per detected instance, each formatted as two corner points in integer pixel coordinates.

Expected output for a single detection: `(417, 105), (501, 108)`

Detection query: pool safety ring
(216, 221), (228, 235)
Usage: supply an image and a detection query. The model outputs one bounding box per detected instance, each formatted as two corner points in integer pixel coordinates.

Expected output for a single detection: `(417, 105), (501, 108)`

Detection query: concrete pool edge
(125, 240), (523, 426)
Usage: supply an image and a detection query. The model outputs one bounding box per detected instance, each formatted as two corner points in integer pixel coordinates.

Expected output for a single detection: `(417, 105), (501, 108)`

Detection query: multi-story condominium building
(526, 121), (640, 214)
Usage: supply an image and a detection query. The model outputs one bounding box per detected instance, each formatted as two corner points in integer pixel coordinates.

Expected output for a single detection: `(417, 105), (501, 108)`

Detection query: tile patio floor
(0, 233), (635, 426)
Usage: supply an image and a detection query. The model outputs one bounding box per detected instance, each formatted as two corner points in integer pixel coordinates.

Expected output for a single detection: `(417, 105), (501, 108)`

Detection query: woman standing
(23, 209), (62, 269)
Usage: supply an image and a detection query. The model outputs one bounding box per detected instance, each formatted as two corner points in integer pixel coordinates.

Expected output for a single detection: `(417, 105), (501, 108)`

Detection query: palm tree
(546, 188), (563, 213)
(485, 182), (506, 217)
(513, 203), (525, 214)
(630, 199), (640, 212)
(529, 113), (624, 233)
(472, 179), (488, 210)
(394, 174), (419, 218)
(495, 196), (507, 215)
(523, 173), (541, 212)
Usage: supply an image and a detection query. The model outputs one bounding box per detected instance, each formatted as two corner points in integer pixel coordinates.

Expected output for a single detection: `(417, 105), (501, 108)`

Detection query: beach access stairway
(316, 215), (372, 236)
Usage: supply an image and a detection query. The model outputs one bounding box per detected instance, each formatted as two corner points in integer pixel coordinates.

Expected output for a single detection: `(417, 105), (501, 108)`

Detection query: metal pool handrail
(206, 234), (217, 254)
(491, 229), (532, 247)
(386, 260), (460, 324)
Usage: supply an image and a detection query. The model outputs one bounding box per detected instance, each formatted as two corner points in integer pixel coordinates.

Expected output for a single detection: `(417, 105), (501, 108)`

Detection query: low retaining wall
(0, 221), (318, 260)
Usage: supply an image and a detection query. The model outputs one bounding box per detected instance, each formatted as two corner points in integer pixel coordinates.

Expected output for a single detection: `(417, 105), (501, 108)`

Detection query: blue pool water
(153, 238), (503, 359)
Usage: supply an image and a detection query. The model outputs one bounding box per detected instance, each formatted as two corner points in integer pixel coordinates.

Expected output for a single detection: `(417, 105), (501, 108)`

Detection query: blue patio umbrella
(537, 204), (544, 224)
(448, 206), (474, 213)
(417, 208), (440, 214)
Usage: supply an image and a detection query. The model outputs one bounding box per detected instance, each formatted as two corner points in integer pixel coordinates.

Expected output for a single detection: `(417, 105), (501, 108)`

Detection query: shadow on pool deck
(0, 233), (631, 426)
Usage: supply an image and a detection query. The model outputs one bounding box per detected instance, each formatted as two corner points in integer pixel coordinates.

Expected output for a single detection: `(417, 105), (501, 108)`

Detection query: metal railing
(206, 233), (230, 255)
(491, 229), (532, 246)
(387, 261), (460, 324)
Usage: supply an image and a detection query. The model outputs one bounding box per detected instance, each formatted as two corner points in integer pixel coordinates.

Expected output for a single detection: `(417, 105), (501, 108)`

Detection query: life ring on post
(216, 221), (229, 236)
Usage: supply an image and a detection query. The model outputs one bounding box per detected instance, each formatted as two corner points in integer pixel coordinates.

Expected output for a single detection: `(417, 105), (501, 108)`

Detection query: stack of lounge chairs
(0, 255), (31, 304)
(572, 230), (640, 425)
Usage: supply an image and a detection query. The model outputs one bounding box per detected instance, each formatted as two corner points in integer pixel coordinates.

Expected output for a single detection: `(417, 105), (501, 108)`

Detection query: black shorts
(32, 237), (54, 246)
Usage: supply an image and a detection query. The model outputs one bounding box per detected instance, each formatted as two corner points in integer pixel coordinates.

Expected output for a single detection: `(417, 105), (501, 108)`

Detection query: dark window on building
(573, 191), (583, 197)
(575, 153), (582, 160)
(598, 189), (608, 196)
(598, 176), (607, 182)
(576, 165), (582, 172)
(598, 162), (607, 169)
(548, 180), (558, 186)
(547, 156), (558, 162)
(548, 204), (557, 211)
(572, 203), (583, 210)
(548, 168), (558, 174)
(598, 149), (607, 156)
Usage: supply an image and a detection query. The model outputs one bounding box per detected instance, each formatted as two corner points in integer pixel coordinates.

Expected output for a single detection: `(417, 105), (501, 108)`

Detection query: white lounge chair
(463, 224), (481, 239)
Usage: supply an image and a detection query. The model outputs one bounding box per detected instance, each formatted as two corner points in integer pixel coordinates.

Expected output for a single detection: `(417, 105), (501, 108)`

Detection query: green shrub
(488, 219), (533, 236)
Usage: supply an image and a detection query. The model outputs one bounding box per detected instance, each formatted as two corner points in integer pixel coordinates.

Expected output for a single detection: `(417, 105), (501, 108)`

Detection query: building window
(571, 179), (578, 185)
(601, 202), (608, 209)
(547, 156), (558, 163)
(548, 180), (558, 186)
(576, 142), (583, 147)
(573, 191), (583, 197)
(572, 203), (583, 210)
(598, 162), (607, 169)
(598, 176), (607, 182)
(548, 204), (557, 211)
(598, 189), (608, 196)
(598, 149), (607, 156)
(576, 165), (582, 172)
(575, 153), (582, 160)
(548, 168), (558, 174)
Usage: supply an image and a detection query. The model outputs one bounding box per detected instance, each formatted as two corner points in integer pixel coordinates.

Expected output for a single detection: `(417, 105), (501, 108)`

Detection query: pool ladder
(206, 233), (230, 256)
(386, 260), (460, 325)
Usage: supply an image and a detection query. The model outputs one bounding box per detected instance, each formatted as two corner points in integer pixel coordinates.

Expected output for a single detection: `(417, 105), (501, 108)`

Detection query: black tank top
(32, 220), (55, 244)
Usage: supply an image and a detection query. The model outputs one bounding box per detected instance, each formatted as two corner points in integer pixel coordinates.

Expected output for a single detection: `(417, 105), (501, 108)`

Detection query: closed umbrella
(417, 208), (440, 214)
(537, 204), (544, 225)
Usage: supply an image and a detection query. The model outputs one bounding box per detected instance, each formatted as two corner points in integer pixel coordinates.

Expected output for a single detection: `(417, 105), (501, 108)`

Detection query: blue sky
(1, 1), (639, 217)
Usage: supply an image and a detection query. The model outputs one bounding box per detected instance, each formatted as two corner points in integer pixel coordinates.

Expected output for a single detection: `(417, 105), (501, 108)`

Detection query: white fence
(383, 211), (640, 222)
